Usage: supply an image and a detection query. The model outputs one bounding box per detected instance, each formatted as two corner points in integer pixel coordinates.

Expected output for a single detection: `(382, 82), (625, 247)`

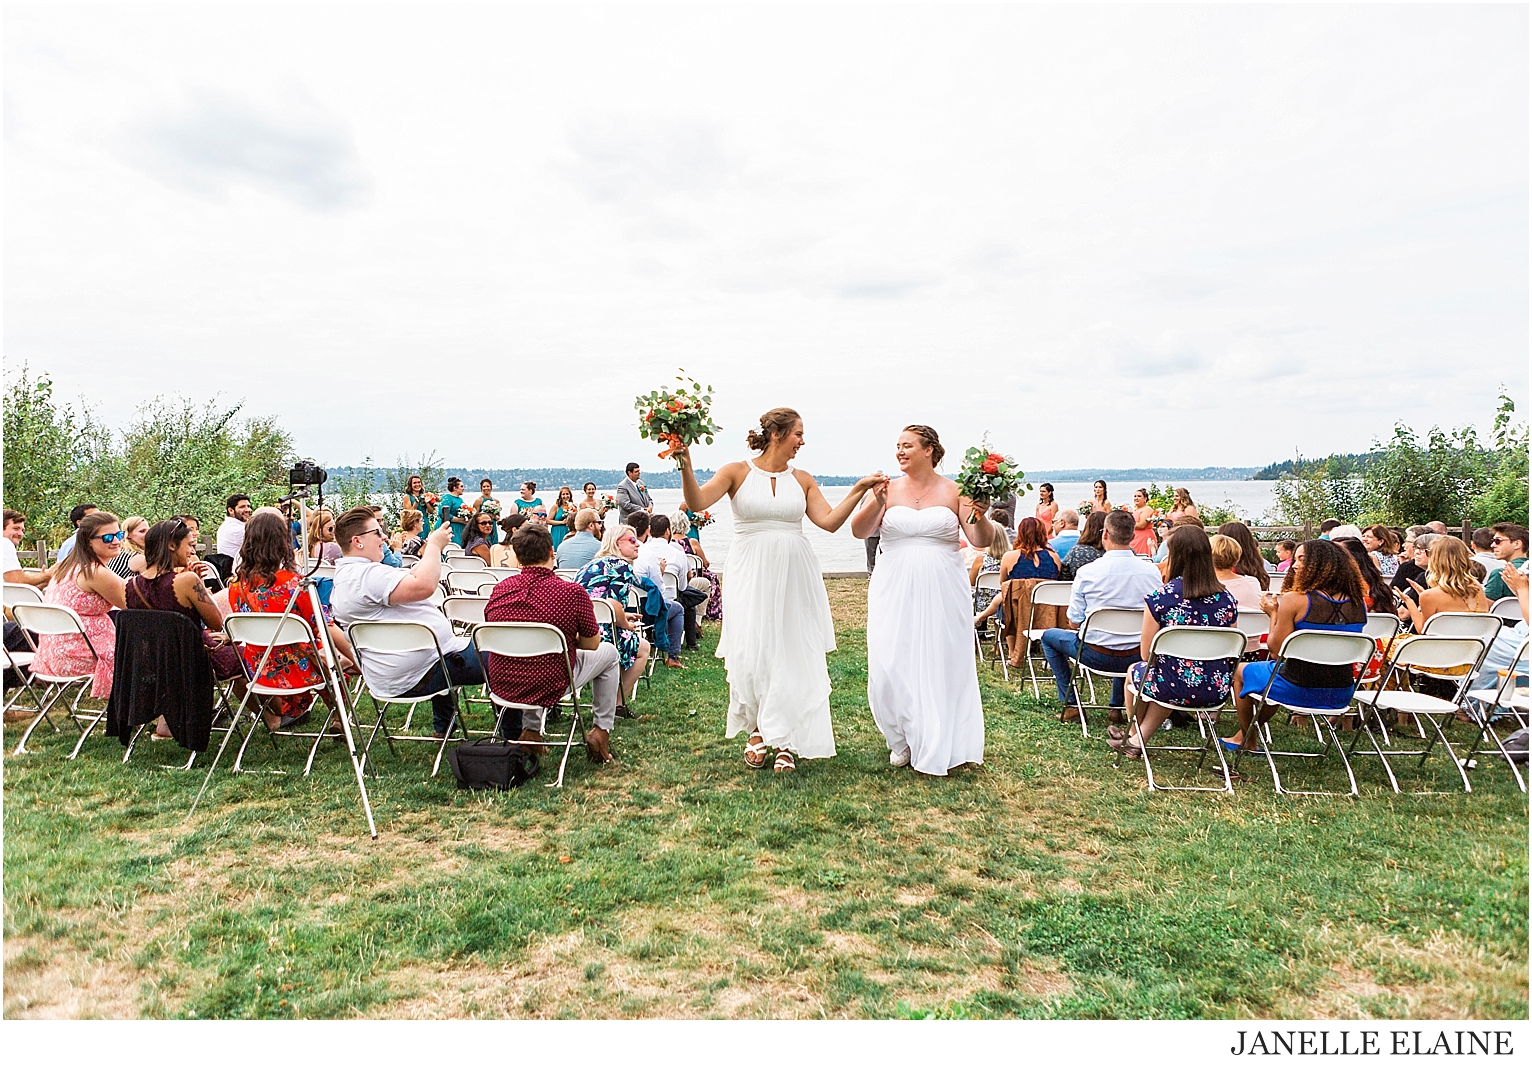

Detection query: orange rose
(981, 459), (999, 474)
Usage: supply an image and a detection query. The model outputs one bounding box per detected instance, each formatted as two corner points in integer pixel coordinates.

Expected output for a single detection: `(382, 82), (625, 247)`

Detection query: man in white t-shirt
(3, 508), (51, 710)
(216, 494), (253, 558)
(633, 513), (687, 668)
(328, 506), (483, 739)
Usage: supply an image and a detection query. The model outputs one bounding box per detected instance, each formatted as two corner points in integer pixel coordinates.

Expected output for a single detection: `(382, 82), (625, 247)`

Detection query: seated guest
(970, 508), (1011, 636)
(1223, 539), (1367, 752)
(1426, 521), (1449, 536)
(1392, 532), (1434, 599)
(667, 509), (713, 648)
(1484, 523), (1529, 602)
(484, 523), (623, 762)
(461, 511), (496, 565)
(364, 506), (404, 567)
(555, 508), (603, 572)
(107, 516), (149, 578)
(575, 522), (653, 706)
(1334, 536), (1395, 614)
(1049, 510), (1081, 557)
(1398, 535), (1488, 632)
(306, 509), (341, 563)
(1217, 521), (1271, 593)
(678, 510), (723, 624)
(1148, 517), (1175, 563)
(627, 511), (651, 544)
(57, 503), (100, 558)
(1318, 518), (1342, 539)
(330, 508), (482, 740)
(1040, 510), (1162, 719)
(971, 517), (1062, 633)
(127, 519), (246, 736)
(31, 510), (125, 703)
(1472, 560), (1527, 694)
(490, 513), (528, 568)
(1111, 526), (1239, 757)
(1470, 527), (1503, 578)
(216, 494), (252, 558)
(228, 511), (357, 733)
(1274, 539), (1297, 572)
(1328, 524), (1364, 542)
(1363, 525), (1402, 578)
(395, 509), (426, 557)
(634, 514), (687, 668)
(1211, 534), (1264, 608)
(1060, 510), (1108, 580)
(1152, 515), (1201, 564)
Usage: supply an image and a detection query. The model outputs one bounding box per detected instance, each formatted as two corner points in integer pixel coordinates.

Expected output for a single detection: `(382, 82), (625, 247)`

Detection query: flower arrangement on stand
(636, 371), (721, 468)
(955, 437), (1029, 524)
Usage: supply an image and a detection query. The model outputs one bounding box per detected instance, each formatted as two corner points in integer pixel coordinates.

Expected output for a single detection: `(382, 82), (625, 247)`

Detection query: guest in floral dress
(576, 523), (653, 705)
(31, 511), (127, 700)
(1110, 526), (1238, 758)
(227, 511), (358, 732)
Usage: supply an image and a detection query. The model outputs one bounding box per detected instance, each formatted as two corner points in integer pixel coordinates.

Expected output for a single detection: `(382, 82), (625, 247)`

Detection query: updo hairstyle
(902, 424), (945, 466)
(747, 408), (801, 452)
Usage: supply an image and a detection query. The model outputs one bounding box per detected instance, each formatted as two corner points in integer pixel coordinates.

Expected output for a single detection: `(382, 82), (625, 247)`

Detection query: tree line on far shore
(3, 367), (1524, 542)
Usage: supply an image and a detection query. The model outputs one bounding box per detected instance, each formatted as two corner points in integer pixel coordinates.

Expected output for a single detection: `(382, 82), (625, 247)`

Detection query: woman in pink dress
(1130, 488), (1159, 557)
(1033, 483), (1058, 531)
(31, 511), (127, 699)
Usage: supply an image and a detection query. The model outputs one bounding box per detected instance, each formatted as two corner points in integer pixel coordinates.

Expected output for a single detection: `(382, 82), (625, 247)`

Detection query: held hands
(856, 472), (891, 496)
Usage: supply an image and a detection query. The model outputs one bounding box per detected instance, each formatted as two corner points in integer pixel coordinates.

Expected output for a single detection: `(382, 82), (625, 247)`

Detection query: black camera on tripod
(289, 460), (328, 487)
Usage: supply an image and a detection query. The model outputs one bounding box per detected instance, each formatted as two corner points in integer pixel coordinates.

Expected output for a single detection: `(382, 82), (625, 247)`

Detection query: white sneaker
(889, 747), (911, 767)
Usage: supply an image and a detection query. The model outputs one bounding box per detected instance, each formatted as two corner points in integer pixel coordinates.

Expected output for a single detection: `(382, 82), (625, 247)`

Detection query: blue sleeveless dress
(1238, 592), (1365, 709)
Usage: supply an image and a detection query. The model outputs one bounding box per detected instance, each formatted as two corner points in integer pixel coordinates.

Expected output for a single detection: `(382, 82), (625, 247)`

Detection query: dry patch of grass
(3, 934), (143, 1019)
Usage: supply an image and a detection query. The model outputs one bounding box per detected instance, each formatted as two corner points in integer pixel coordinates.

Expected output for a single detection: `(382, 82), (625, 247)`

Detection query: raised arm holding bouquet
(672, 405), (886, 776)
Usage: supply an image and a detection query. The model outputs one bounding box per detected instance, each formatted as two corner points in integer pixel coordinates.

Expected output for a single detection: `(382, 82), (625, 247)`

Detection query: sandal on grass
(744, 732), (769, 769)
(773, 749), (796, 773)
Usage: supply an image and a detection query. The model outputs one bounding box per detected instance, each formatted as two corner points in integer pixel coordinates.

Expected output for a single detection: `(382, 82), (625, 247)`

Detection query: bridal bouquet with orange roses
(955, 437), (1028, 517)
(636, 371), (721, 467)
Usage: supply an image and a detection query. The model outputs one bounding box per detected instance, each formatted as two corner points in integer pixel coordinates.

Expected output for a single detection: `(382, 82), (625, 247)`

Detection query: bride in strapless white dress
(674, 408), (885, 772)
(852, 425), (1000, 775)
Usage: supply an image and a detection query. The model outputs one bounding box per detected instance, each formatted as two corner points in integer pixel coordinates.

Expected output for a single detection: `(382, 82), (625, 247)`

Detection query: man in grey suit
(615, 462), (652, 522)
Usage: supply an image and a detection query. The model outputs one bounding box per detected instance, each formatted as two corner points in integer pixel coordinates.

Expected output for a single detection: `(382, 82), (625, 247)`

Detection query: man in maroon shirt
(484, 523), (621, 763)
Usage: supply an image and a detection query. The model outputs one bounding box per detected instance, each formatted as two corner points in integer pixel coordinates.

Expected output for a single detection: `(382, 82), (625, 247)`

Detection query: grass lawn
(4, 577), (1527, 1019)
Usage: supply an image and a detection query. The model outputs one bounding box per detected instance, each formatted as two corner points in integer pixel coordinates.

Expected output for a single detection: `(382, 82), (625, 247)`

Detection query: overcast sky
(5, 4), (1526, 477)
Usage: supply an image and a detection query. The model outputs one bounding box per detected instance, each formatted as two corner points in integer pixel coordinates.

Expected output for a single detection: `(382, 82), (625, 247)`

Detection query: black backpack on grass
(446, 739), (540, 791)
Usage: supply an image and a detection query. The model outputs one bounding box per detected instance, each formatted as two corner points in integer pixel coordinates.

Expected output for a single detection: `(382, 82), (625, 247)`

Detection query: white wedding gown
(717, 460), (838, 758)
(866, 505), (985, 775)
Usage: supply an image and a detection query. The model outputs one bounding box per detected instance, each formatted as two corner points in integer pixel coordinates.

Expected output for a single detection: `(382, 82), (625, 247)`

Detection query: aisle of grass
(4, 578), (1527, 1019)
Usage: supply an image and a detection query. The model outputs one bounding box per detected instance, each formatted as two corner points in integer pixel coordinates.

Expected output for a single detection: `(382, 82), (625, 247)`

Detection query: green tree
(2, 367), (112, 541)
(1363, 423), (1492, 526)
(379, 452), (447, 531)
(1467, 389), (1529, 526)
(1265, 456), (1364, 526)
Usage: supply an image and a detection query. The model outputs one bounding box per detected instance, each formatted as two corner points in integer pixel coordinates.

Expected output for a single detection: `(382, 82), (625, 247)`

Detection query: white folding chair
(971, 571), (1006, 677)
(1351, 634), (1489, 794)
(442, 595), (489, 631)
(10, 602), (102, 756)
(485, 567), (521, 582)
(472, 622), (585, 788)
(3, 583), (45, 716)
(1491, 597), (1522, 621)
(1234, 608), (1270, 658)
(4, 582), (44, 609)
(1118, 626), (1248, 792)
(446, 571), (499, 596)
(445, 555), (487, 572)
(625, 587), (655, 682)
(1065, 606), (1143, 738)
(222, 613), (349, 774)
(554, 569), (581, 582)
(661, 570), (680, 601)
(1460, 637), (1529, 792)
(1021, 580), (1073, 696)
(443, 545), (466, 558)
(346, 620), (466, 777)
(1235, 630), (1379, 796)
(310, 564), (337, 582)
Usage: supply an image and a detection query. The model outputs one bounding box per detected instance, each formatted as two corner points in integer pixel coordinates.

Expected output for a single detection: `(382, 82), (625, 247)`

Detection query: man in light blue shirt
(1040, 511), (1162, 714)
(57, 503), (98, 558)
(1049, 510), (1080, 557)
(556, 509), (603, 572)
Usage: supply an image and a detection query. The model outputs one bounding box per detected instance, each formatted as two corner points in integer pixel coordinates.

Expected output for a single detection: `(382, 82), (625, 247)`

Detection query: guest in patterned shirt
(1110, 525), (1238, 758)
(485, 522), (623, 764)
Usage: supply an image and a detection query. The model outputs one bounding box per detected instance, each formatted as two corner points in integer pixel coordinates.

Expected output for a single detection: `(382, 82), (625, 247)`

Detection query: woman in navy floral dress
(575, 524), (653, 704)
(1110, 527), (1238, 757)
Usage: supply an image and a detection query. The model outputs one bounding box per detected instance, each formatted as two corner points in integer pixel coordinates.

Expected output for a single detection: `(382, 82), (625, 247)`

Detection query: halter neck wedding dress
(717, 460), (838, 759)
(866, 503), (985, 775)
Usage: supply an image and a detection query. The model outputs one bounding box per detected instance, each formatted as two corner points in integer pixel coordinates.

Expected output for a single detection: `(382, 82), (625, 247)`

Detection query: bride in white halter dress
(674, 409), (885, 771)
(854, 426), (997, 776)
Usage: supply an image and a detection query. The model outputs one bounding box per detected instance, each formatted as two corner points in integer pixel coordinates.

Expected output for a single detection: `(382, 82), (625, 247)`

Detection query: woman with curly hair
(1222, 539), (1368, 752)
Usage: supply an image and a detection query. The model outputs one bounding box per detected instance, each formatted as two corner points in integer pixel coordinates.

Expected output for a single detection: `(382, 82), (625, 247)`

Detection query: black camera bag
(446, 738), (540, 791)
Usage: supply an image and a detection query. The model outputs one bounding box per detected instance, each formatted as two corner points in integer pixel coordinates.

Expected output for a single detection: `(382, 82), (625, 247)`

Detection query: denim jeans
(1039, 629), (1140, 707)
(400, 643), (485, 736)
(655, 600), (684, 659)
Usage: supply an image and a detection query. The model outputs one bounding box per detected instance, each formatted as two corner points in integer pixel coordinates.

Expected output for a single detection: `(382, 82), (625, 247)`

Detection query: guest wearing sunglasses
(1484, 524), (1529, 602)
(31, 511), (127, 701)
(329, 507), (483, 740)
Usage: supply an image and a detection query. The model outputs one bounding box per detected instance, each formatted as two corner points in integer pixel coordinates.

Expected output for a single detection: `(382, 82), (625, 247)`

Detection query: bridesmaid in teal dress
(404, 475), (439, 533)
(548, 486), (576, 551)
(439, 477), (466, 546)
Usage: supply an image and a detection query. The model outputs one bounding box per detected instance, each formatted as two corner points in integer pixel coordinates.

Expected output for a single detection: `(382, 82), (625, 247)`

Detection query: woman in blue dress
(1110, 526), (1239, 757)
(438, 478), (466, 546)
(548, 486), (575, 551)
(576, 523), (653, 707)
(1222, 539), (1367, 752)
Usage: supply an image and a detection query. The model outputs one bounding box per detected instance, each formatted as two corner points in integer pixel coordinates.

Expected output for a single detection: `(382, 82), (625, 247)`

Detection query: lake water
(497, 479), (1279, 575)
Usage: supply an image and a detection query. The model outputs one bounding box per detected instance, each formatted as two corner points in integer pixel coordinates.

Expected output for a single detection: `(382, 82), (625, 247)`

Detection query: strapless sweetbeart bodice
(879, 505), (960, 549)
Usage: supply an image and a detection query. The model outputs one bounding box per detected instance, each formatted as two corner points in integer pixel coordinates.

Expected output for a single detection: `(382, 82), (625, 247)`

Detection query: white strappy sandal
(744, 731), (769, 769)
